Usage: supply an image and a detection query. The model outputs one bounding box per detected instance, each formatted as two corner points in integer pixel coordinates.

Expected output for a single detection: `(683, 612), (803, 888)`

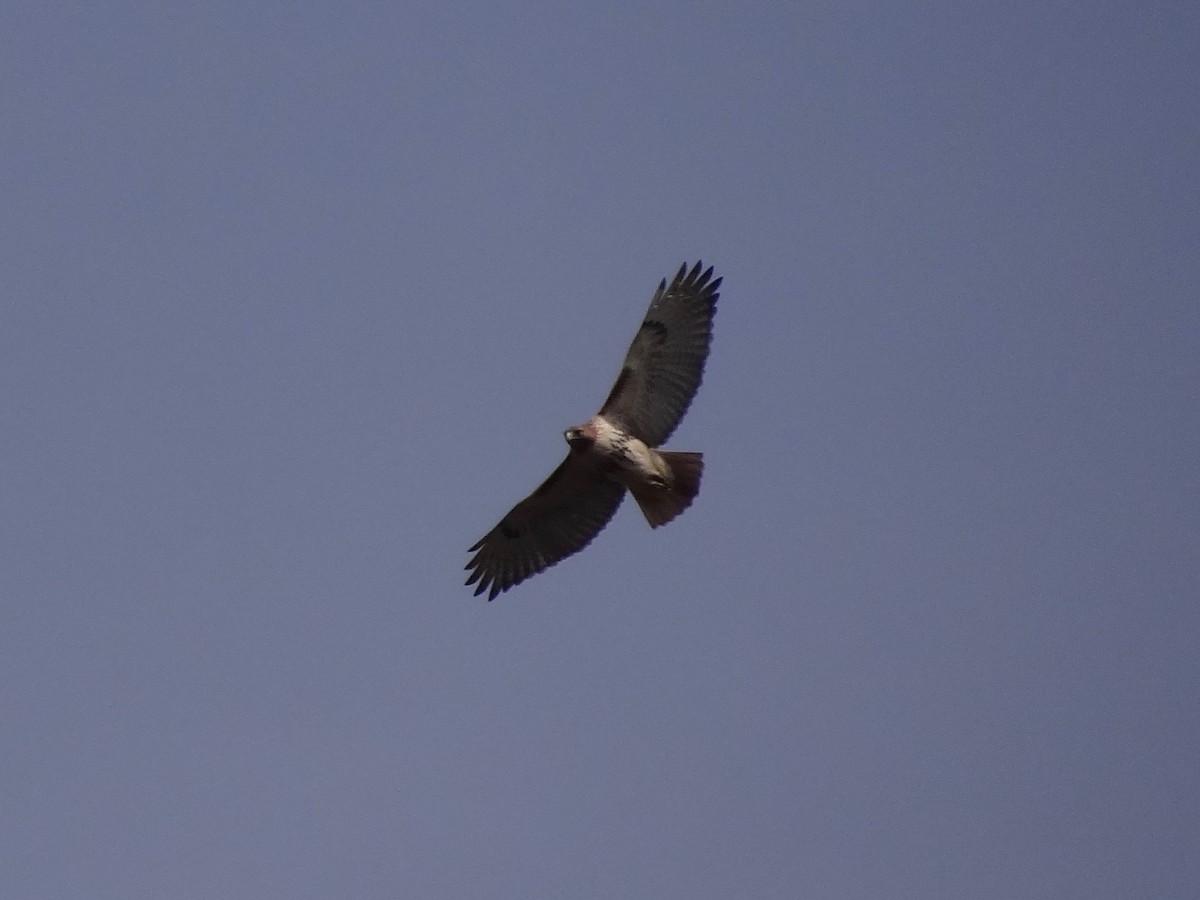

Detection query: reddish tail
(629, 451), (704, 528)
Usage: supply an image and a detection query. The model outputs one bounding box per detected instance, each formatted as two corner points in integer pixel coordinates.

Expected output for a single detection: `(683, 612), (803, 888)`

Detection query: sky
(2, 2), (1198, 897)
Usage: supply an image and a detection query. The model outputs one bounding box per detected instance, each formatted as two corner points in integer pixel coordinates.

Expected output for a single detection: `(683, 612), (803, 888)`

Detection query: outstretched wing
(465, 453), (626, 600)
(598, 261), (721, 447)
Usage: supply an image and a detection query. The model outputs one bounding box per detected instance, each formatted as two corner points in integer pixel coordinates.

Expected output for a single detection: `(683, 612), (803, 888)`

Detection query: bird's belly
(603, 437), (666, 485)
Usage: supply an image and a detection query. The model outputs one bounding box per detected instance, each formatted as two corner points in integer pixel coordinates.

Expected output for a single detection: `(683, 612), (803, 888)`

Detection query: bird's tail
(629, 451), (704, 528)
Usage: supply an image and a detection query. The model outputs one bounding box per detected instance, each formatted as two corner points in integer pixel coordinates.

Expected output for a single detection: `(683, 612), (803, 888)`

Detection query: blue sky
(3, 3), (1198, 898)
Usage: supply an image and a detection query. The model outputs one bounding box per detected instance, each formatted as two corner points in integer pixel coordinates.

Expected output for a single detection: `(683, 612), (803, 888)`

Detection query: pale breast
(589, 416), (664, 482)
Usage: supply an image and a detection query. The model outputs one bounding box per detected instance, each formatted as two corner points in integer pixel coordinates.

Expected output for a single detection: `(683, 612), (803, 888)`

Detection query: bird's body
(466, 262), (721, 600)
(566, 416), (664, 489)
(566, 415), (704, 528)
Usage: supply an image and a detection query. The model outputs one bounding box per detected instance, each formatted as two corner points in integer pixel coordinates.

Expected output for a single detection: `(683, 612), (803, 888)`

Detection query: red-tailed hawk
(465, 261), (722, 600)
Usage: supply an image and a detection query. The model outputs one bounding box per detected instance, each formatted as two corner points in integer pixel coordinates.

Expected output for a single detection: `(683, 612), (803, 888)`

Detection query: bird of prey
(465, 261), (721, 600)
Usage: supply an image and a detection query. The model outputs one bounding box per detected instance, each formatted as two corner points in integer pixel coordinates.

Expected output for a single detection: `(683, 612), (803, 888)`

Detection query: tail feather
(629, 451), (704, 528)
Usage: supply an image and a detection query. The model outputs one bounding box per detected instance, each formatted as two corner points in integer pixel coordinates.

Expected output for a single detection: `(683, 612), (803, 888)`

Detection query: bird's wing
(465, 452), (626, 600)
(598, 261), (721, 447)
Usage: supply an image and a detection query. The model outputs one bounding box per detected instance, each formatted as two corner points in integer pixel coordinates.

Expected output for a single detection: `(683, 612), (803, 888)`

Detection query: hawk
(465, 261), (722, 600)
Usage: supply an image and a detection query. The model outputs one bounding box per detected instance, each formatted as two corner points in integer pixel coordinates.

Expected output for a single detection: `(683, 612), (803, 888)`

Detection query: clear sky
(3, 3), (1198, 898)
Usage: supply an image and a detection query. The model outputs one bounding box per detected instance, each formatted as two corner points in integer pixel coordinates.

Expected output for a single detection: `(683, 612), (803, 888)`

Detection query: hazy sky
(3, 3), (1198, 898)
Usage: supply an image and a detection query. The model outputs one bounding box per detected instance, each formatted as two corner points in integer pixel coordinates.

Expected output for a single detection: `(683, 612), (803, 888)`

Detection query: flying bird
(465, 261), (721, 600)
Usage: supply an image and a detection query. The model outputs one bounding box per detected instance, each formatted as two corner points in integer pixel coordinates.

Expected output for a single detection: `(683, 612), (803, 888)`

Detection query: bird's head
(564, 424), (594, 449)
